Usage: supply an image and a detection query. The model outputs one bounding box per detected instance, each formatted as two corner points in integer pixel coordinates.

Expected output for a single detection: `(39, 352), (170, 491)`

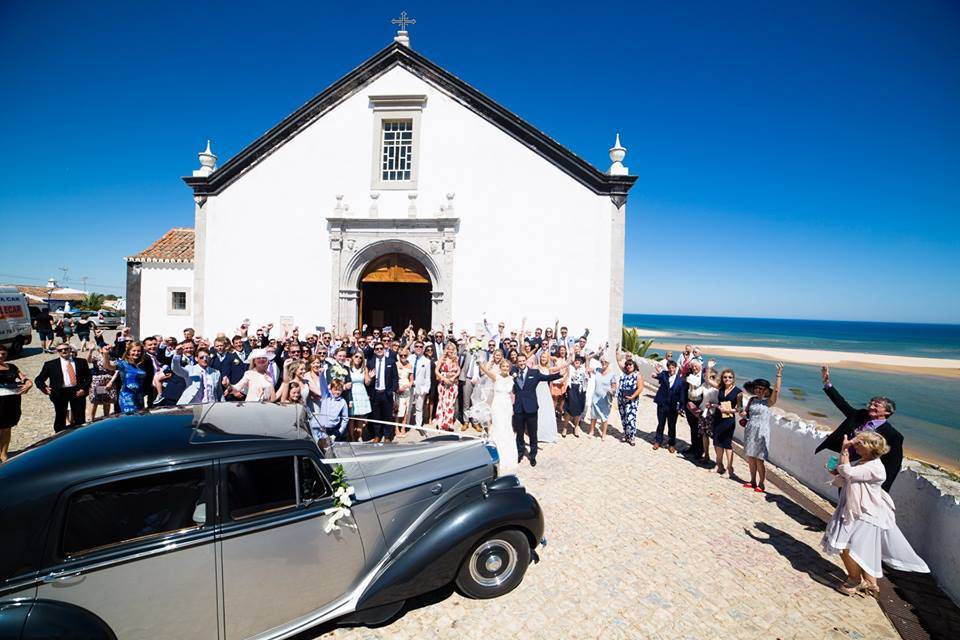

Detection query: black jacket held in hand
(815, 384), (904, 493)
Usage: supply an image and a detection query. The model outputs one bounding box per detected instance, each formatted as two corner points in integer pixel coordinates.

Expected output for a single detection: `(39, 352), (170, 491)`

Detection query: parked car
(0, 286), (32, 355)
(92, 309), (122, 329)
(0, 402), (545, 640)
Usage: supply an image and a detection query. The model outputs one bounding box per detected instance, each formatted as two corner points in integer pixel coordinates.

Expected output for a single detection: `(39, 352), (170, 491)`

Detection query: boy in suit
(35, 344), (92, 432)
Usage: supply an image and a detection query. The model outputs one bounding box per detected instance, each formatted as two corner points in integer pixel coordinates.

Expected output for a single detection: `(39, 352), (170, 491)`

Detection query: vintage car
(0, 403), (545, 639)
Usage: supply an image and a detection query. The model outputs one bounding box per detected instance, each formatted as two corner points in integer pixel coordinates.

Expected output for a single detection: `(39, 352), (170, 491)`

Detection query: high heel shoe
(834, 579), (861, 596)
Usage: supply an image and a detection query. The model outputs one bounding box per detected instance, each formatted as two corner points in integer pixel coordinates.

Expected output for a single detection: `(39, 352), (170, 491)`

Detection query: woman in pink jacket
(821, 431), (928, 597)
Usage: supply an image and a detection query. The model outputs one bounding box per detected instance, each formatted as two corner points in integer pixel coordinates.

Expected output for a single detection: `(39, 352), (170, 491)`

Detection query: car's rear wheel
(9, 337), (24, 356)
(455, 529), (530, 599)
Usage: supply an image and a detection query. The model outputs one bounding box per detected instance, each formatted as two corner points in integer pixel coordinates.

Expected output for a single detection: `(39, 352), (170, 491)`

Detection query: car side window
(62, 467), (207, 557)
(227, 457), (296, 520)
(298, 457), (332, 504)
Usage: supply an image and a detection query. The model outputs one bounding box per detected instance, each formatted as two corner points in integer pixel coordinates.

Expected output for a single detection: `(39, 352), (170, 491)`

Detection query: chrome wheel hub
(468, 539), (518, 588)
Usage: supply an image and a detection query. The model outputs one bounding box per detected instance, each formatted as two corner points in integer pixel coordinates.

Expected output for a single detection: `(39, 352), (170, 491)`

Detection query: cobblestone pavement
(9, 338), (898, 639)
(318, 400), (898, 639)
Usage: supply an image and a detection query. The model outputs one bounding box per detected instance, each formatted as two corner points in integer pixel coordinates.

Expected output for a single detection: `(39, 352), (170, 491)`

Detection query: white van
(0, 286), (33, 355)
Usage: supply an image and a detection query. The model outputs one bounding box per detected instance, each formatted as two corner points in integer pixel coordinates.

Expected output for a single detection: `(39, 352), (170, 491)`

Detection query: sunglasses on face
(197, 355), (209, 360)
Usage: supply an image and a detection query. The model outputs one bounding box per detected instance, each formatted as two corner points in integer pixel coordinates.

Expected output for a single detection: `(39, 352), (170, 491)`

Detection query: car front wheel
(455, 529), (530, 599)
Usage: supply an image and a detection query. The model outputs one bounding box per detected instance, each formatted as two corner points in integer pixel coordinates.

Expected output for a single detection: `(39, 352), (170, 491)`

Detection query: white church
(126, 23), (637, 343)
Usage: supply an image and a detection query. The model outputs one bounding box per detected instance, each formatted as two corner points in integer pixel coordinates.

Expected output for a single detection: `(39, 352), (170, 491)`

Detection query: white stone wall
(139, 263), (195, 338)
(196, 65), (616, 340)
(635, 357), (960, 605)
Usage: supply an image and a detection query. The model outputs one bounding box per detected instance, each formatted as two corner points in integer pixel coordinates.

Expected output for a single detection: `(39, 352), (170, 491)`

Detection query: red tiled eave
(127, 227), (194, 263)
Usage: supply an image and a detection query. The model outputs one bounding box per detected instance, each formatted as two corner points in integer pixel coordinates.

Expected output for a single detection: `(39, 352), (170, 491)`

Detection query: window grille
(381, 120), (413, 182)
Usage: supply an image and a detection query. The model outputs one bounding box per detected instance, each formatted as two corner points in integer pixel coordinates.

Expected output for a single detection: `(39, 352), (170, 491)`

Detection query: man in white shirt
(34, 344), (91, 432)
(411, 340), (432, 428)
(171, 347), (223, 405)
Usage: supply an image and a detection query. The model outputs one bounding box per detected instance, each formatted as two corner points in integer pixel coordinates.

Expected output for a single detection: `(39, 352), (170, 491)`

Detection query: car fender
(16, 600), (116, 640)
(356, 478), (543, 610)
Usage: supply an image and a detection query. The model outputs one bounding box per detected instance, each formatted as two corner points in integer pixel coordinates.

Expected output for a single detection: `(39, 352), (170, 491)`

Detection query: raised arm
(170, 352), (191, 380)
(100, 346), (117, 372)
(768, 362), (783, 407)
(477, 359), (498, 381)
(821, 366), (856, 417)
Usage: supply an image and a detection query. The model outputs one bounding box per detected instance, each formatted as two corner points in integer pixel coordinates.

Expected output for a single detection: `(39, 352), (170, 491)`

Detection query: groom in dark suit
(367, 342), (399, 442)
(511, 359), (561, 466)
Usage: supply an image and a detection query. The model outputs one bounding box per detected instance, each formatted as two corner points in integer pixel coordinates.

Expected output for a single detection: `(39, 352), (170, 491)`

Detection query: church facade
(126, 36), (637, 342)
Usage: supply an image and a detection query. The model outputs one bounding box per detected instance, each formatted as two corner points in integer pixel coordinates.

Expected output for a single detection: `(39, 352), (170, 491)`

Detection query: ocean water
(623, 314), (960, 468)
(623, 314), (960, 359)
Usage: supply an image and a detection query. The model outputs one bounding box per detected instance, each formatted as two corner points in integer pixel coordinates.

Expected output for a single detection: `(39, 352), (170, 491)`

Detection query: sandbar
(642, 338), (960, 380)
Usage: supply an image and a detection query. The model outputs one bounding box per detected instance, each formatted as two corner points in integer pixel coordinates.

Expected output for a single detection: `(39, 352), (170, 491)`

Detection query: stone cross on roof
(391, 11), (415, 47)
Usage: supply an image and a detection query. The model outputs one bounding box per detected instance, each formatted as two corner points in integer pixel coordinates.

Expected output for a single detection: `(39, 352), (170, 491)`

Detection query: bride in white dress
(478, 358), (519, 475)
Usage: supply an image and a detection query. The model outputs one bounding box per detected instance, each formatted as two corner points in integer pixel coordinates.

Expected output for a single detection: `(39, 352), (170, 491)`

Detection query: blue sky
(1, 1), (957, 323)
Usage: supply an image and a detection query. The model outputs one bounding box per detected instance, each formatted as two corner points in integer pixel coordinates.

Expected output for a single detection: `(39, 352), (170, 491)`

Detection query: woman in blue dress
(713, 368), (742, 478)
(741, 363), (783, 492)
(348, 352), (372, 441)
(615, 351), (641, 445)
(102, 342), (148, 414)
(588, 355), (617, 440)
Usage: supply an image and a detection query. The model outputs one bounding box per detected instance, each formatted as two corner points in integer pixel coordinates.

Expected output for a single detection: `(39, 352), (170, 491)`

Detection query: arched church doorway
(359, 253), (431, 331)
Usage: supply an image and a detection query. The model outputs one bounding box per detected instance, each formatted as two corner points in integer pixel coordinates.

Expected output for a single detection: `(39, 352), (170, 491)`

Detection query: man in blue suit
(219, 338), (249, 401)
(511, 360), (562, 466)
(653, 360), (685, 452)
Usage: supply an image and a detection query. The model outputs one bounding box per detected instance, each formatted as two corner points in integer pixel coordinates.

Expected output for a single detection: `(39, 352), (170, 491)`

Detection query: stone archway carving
(327, 216), (458, 332)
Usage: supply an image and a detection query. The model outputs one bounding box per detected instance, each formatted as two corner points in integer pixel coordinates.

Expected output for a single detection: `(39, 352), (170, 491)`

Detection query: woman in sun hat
(740, 363), (783, 492)
(222, 348), (276, 402)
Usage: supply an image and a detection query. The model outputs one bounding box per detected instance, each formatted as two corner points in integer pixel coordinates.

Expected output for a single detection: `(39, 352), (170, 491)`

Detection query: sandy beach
(646, 338), (960, 380)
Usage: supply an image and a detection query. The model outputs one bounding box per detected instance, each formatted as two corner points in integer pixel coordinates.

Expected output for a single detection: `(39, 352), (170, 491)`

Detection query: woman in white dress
(536, 351), (558, 444)
(466, 349), (501, 431)
(478, 358), (519, 475)
(822, 431), (929, 597)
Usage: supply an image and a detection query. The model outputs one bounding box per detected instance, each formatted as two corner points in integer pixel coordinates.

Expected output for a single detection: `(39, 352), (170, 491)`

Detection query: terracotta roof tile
(8, 285), (86, 301)
(128, 227), (194, 263)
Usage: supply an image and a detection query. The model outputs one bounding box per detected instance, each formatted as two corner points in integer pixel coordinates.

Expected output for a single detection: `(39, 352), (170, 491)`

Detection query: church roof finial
(391, 11), (415, 47)
(193, 140), (218, 177)
(608, 133), (628, 176)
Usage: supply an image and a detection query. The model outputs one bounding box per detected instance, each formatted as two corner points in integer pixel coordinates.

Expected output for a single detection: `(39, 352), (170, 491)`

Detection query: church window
(381, 120), (414, 182)
(368, 95), (426, 190)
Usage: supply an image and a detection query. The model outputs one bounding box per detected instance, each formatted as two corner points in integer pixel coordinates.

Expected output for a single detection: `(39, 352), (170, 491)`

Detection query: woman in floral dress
(434, 342), (460, 431)
(614, 350), (641, 445)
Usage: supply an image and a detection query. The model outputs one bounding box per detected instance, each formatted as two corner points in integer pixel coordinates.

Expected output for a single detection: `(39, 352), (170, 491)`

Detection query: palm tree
(80, 292), (106, 310)
(621, 327), (655, 358)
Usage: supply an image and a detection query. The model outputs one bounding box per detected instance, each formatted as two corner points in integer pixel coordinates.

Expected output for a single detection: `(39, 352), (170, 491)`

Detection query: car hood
(329, 437), (495, 501)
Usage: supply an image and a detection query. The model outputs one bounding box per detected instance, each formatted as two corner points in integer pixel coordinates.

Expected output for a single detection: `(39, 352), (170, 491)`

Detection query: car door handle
(42, 570), (84, 585)
(430, 483), (443, 495)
